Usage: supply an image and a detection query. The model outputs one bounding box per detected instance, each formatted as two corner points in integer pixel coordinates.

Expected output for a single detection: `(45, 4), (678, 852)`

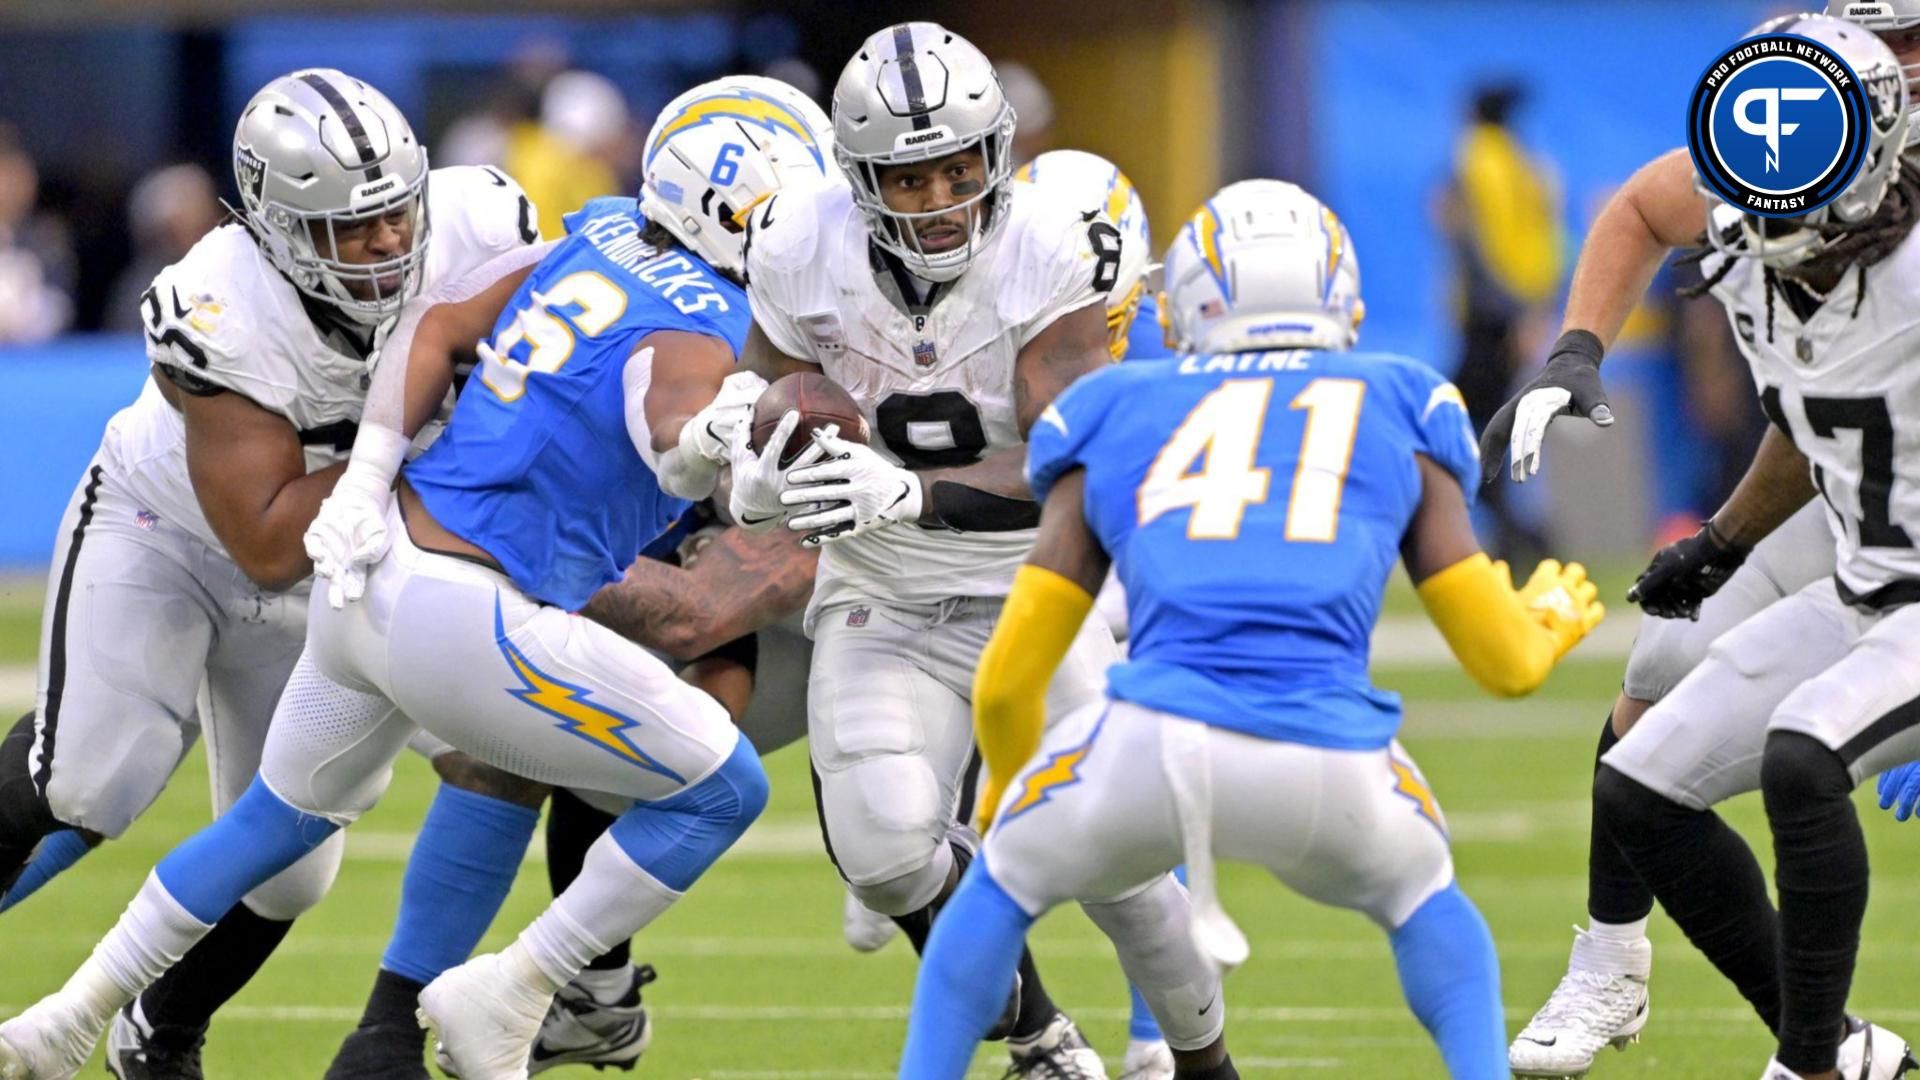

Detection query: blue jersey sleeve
(1026, 364), (1129, 504)
(1387, 358), (1480, 506)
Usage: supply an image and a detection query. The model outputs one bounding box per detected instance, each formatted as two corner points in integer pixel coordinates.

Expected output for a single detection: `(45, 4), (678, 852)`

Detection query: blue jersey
(406, 203), (750, 611)
(1122, 290), (1174, 362)
(1028, 349), (1479, 750)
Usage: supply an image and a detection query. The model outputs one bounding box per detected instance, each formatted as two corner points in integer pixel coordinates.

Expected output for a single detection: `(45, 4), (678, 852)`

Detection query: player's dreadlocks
(1677, 162), (1920, 342)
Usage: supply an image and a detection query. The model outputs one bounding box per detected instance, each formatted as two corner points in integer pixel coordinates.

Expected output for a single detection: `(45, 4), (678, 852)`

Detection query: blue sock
(379, 783), (541, 985)
(156, 776), (339, 923)
(900, 858), (1034, 1080)
(0, 830), (93, 913)
(606, 737), (767, 891)
(1126, 863), (1187, 1043)
(1390, 883), (1506, 1080)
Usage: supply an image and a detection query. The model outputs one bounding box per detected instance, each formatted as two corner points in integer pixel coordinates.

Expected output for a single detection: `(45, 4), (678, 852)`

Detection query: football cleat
(322, 1020), (429, 1080)
(417, 947), (556, 1080)
(0, 992), (108, 1080)
(1118, 1037), (1174, 1080)
(1004, 1013), (1109, 1079)
(438, 965), (657, 1077)
(104, 1002), (204, 1080)
(1509, 928), (1651, 1078)
(842, 890), (899, 953)
(1836, 1016), (1920, 1080)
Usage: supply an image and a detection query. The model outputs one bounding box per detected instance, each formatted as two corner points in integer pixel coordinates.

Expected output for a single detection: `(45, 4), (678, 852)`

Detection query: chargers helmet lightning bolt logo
(493, 596), (685, 782)
(646, 88), (826, 171)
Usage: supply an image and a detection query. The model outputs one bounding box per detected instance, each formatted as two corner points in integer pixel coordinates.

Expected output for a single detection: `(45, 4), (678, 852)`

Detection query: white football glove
(780, 431), (924, 546)
(304, 467), (394, 609)
(726, 411), (830, 532)
(685, 370), (769, 464)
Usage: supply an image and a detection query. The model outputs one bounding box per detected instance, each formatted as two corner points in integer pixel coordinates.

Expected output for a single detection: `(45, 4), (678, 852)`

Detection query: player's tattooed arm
(909, 302), (1112, 530)
(580, 525), (818, 660)
(1012, 302), (1111, 434)
(1707, 424), (1816, 548)
(181, 388), (347, 591)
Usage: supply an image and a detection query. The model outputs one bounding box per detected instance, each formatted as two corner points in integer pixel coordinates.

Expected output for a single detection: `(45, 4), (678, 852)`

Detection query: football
(750, 371), (869, 466)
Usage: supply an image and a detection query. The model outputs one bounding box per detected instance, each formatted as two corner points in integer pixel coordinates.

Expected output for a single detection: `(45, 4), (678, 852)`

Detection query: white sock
(521, 834), (681, 989)
(65, 872), (211, 1023)
(569, 965), (635, 1005)
(1587, 916), (1650, 945)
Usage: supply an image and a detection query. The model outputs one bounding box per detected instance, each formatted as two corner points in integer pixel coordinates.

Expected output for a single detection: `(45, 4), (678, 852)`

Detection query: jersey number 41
(1138, 376), (1364, 543)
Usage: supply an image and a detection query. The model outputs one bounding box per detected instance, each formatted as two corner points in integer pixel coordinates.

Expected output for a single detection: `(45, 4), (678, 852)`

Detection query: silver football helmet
(233, 69), (430, 324)
(1703, 13), (1909, 269)
(1161, 179), (1363, 356)
(640, 75), (837, 276)
(1833, 0), (1920, 125)
(831, 23), (1016, 282)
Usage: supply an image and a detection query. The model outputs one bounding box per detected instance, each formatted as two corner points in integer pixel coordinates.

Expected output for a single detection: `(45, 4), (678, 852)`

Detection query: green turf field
(1, 586), (1917, 1079)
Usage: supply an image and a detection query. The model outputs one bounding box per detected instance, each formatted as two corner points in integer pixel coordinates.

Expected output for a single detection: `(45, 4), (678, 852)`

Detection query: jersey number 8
(480, 270), (629, 403)
(1137, 376), (1365, 541)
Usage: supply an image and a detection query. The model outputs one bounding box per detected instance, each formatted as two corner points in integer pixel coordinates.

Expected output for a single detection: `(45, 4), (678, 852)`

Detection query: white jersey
(746, 180), (1107, 618)
(99, 165), (538, 566)
(1708, 206), (1920, 604)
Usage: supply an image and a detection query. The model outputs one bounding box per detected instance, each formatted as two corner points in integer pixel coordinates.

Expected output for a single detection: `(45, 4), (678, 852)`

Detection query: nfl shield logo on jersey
(847, 606), (871, 628)
(913, 340), (938, 368)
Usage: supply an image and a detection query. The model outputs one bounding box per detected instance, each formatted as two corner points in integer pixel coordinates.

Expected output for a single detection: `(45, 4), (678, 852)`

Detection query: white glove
(726, 411), (830, 532)
(1508, 386), (1572, 483)
(684, 371), (769, 464)
(780, 431), (924, 546)
(304, 466), (394, 609)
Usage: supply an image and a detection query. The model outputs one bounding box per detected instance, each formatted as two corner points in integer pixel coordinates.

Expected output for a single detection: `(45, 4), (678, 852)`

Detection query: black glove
(1627, 521), (1749, 621)
(1478, 329), (1616, 485)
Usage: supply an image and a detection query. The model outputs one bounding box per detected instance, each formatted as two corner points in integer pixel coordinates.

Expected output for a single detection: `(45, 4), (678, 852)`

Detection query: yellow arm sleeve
(973, 565), (1095, 804)
(1417, 552), (1597, 698)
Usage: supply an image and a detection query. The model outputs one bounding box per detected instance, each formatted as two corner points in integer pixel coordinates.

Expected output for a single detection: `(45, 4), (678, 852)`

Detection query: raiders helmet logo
(235, 143), (267, 207)
(1865, 68), (1905, 135)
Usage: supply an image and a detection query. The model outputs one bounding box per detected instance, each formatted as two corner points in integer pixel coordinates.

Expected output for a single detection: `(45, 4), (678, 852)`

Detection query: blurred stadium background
(0, 1), (1916, 1077)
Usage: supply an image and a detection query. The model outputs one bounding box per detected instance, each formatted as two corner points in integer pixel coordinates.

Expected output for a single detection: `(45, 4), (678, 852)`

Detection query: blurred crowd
(0, 39), (1745, 551)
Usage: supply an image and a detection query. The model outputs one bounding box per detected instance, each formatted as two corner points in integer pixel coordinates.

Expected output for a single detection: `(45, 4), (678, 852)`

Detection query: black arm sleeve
(926, 481), (1043, 532)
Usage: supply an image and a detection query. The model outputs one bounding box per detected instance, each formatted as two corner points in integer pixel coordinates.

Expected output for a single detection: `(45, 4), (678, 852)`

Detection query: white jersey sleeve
(424, 165), (543, 271)
(744, 182), (836, 363)
(141, 227), (296, 409)
(998, 186), (1110, 347)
